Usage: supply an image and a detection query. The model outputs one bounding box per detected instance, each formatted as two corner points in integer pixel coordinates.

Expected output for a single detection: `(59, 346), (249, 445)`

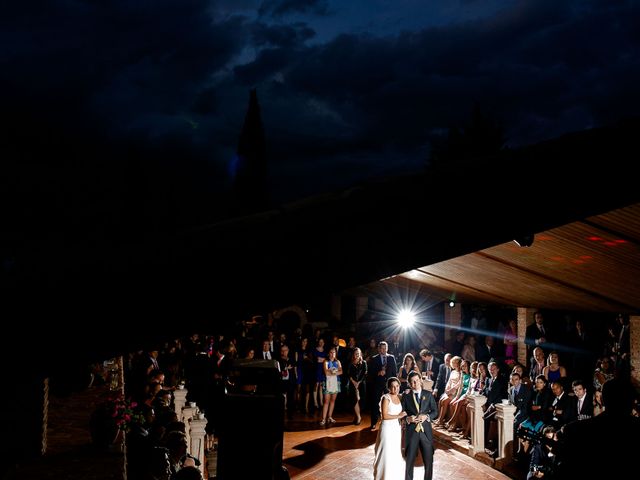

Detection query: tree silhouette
(231, 88), (268, 215)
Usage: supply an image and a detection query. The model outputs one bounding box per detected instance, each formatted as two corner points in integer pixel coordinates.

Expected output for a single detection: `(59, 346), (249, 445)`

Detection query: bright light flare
(397, 309), (416, 328)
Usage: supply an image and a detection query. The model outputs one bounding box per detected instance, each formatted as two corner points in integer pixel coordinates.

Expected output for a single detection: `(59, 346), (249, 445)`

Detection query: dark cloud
(237, 0), (639, 173)
(258, 0), (330, 18)
(251, 21), (316, 48)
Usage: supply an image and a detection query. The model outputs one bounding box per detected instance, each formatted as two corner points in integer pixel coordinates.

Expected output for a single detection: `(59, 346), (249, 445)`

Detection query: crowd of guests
(114, 310), (637, 479)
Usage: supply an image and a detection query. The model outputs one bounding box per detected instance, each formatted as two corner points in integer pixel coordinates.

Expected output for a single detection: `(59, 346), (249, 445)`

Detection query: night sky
(3, 0), (640, 230)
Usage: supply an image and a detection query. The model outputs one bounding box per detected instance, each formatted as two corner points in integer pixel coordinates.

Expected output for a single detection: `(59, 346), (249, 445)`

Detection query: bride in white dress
(373, 377), (407, 479)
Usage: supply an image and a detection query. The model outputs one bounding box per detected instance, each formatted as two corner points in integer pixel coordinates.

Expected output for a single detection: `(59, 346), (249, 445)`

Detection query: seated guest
(509, 372), (532, 428)
(549, 381), (576, 427)
(517, 375), (552, 457)
(571, 379), (593, 420)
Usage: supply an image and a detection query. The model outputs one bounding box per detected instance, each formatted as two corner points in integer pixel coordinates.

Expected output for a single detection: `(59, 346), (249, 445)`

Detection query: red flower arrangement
(106, 394), (143, 432)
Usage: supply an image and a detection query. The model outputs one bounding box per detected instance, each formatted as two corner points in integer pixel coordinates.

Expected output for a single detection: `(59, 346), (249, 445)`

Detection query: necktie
(540, 325), (545, 335)
(382, 356), (386, 367)
(515, 387), (519, 397)
(412, 394), (424, 433)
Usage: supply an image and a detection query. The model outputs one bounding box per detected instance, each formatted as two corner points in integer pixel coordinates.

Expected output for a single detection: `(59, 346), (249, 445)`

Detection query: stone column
(174, 387), (188, 420)
(467, 394), (487, 456)
(355, 296), (369, 322)
(206, 446), (218, 480)
(630, 315), (640, 387)
(496, 403), (516, 463)
(189, 417), (208, 477)
(331, 294), (341, 321)
(517, 307), (534, 366)
(182, 405), (198, 450)
(444, 303), (462, 352)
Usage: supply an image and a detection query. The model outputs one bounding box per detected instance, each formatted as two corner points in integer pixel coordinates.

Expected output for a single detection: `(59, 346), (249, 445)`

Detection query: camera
(532, 464), (547, 474)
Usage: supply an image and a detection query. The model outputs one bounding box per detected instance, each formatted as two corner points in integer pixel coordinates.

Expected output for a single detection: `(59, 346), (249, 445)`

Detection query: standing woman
(348, 347), (368, 425)
(295, 337), (314, 413)
(320, 347), (343, 426)
(373, 377), (407, 480)
(397, 353), (420, 392)
(504, 319), (518, 363)
(313, 338), (327, 410)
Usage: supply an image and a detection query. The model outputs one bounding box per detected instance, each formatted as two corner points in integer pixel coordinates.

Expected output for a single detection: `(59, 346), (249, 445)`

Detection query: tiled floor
(282, 411), (513, 480)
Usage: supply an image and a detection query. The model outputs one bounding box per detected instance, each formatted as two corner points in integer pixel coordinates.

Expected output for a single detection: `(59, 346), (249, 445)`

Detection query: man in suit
(370, 341), (397, 430)
(528, 346), (546, 382)
(475, 335), (496, 364)
(432, 353), (451, 399)
(525, 311), (552, 358)
(509, 372), (532, 427)
(401, 371), (438, 480)
(550, 381), (576, 427)
(419, 349), (440, 386)
(482, 361), (508, 454)
(571, 379), (593, 420)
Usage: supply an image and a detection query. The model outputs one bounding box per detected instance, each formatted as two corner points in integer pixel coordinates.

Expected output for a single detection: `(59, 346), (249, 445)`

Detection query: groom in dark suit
(401, 371), (438, 480)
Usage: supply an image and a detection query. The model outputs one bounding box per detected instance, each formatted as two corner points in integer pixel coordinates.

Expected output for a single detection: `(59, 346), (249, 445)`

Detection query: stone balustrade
(189, 416), (208, 477)
(467, 394), (487, 456)
(496, 402), (516, 462)
(174, 387), (188, 420)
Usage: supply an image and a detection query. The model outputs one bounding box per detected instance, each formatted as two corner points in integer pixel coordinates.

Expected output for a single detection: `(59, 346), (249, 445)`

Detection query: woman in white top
(434, 355), (463, 425)
(373, 377), (407, 480)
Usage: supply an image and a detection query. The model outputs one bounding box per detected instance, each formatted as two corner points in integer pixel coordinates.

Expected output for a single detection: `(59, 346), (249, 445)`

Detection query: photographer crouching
(527, 425), (559, 479)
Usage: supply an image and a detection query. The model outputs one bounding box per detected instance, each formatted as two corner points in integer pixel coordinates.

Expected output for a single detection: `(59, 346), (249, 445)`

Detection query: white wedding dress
(373, 394), (405, 479)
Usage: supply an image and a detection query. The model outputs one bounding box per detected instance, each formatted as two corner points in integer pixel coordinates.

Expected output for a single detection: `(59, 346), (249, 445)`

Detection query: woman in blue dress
(320, 347), (342, 425)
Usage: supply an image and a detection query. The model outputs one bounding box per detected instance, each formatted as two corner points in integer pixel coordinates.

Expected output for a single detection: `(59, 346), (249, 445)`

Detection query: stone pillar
(355, 296), (369, 322)
(189, 417), (208, 477)
(174, 387), (188, 420)
(630, 315), (640, 387)
(467, 394), (487, 456)
(206, 446), (218, 479)
(517, 307), (534, 366)
(331, 294), (341, 321)
(496, 403), (516, 462)
(182, 405), (198, 450)
(444, 303), (462, 351)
